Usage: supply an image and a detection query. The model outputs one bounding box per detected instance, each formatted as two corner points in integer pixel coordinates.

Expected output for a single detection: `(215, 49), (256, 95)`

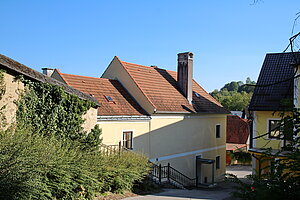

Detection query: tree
(226, 31), (300, 200)
(210, 77), (256, 111)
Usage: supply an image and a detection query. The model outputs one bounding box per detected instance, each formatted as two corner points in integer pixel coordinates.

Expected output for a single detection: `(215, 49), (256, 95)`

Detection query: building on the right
(248, 52), (300, 175)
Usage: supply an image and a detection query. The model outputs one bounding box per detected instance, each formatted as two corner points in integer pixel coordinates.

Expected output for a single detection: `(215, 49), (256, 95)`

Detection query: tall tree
(210, 77), (256, 111)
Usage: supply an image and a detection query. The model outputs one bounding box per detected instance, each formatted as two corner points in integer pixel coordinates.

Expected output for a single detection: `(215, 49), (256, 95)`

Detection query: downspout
(250, 118), (253, 149)
(149, 118), (152, 158)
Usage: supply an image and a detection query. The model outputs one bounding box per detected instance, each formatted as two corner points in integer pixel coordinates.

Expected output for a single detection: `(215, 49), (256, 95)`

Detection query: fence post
(118, 141), (122, 154)
(167, 163), (170, 183)
(158, 164), (162, 184)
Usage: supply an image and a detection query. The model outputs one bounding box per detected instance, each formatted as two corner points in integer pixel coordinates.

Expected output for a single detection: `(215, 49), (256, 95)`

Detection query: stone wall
(0, 70), (98, 132)
(82, 107), (98, 133)
(0, 71), (24, 130)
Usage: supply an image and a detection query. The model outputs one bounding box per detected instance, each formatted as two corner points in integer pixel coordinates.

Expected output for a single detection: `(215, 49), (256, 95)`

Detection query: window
(123, 131), (133, 149)
(105, 95), (114, 102)
(216, 125), (221, 138)
(268, 120), (281, 139)
(216, 156), (220, 170)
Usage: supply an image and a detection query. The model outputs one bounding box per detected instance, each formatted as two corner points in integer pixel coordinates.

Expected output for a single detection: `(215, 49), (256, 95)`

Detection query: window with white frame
(123, 131), (133, 149)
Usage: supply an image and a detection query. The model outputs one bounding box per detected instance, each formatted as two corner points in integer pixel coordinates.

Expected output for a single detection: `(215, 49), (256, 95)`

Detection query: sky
(1, 0), (299, 92)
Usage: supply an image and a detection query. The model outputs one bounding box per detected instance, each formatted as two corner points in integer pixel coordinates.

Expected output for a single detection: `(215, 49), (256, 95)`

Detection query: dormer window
(105, 96), (114, 102)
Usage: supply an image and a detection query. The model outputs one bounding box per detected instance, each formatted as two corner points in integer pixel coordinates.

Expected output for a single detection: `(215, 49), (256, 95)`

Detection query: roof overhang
(248, 148), (291, 158)
(97, 115), (151, 121)
(196, 158), (215, 164)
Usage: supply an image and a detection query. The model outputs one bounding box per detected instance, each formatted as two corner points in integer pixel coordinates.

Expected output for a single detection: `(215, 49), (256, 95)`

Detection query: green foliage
(0, 127), (102, 200)
(0, 70), (7, 128)
(1, 75), (151, 199)
(100, 152), (151, 193)
(16, 79), (101, 148)
(226, 108), (300, 199)
(0, 127), (150, 200)
(82, 125), (103, 151)
(230, 150), (252, 164)
(210, 77), (256, 111)
(226, 158), (300, 200)
(0, 70), (5, 100)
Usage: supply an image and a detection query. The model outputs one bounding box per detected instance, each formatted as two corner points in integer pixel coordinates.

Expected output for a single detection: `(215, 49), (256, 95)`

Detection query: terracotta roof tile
(226, 143), (248, 151)
(120, 61), (229, 114)
(0, 54), (99, 105)
(226, 115), (250, 144)
(60, 73), (148, 116)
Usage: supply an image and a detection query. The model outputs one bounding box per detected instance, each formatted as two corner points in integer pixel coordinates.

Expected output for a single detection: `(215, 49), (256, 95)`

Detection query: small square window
(216, 125), (221, 138)
(216, 156), (220, 170)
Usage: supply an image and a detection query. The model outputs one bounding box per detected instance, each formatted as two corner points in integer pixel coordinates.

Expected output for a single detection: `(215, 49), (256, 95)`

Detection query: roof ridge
(0, 54), (99, 106)
(266, 52), (300, 55)
(121, 60), (167, 70)
(55, 69), (71, 85)
(119, 59), (157, 110)
(61, 72), (111, 81)
(120, 59), (229, 113)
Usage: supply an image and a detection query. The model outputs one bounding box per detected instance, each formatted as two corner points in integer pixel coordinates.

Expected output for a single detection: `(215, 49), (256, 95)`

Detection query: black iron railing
(151, 163), (196, 189)
(99, 145), (197, 189)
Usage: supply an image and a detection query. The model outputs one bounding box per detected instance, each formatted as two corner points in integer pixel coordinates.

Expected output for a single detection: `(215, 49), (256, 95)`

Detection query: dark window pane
(216, 156), (220, 169)
(123, 131), (133, 149)
(216, 125), (221, 138)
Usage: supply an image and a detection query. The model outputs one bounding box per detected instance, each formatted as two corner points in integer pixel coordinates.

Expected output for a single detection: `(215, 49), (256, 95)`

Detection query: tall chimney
(177, 52), (193, 104)
(42, 68), (54, 77)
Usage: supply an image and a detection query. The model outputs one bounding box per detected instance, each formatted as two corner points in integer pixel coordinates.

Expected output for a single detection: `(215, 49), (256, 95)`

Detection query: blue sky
(1, 0), (299, 92)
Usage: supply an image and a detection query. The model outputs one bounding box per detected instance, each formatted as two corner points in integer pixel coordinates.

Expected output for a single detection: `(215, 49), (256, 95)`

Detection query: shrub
(230, 150), (252, 164)
(100, 152), (151, 193)
(0, 127), (150, 199)
(0, 127), (103, 200)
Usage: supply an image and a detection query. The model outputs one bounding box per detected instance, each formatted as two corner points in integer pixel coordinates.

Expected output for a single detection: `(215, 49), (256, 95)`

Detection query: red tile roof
(0, 54), (99, 106)
(120, 60), (229, 114)
(59, 73), (147, 116)
(226, 143), (248, 151)
(226, 115), (250, 144)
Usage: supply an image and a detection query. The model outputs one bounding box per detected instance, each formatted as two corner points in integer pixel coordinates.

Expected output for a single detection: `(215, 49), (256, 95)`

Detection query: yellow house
(52, 52), (229, 185)
(248, 52), (300, 175)
(0, 54), (99, 132)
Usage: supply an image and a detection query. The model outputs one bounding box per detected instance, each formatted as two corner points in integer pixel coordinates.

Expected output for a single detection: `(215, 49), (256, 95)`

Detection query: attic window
(195, 92), (200, 97)
(105, 96), (114, 102)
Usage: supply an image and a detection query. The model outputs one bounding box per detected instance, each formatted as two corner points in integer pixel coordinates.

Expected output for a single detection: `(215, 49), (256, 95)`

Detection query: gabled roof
(58, 72), (148, 116)
(0, 54), (99, 106)
(249, 52), (300, 111)
(119, 60), (229, 114)
(226, 115), (249, 144)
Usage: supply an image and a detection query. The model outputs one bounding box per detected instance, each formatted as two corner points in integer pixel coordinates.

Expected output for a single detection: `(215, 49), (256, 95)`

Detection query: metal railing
(99, 144), (197, 189)
(151, 163), (196, 189)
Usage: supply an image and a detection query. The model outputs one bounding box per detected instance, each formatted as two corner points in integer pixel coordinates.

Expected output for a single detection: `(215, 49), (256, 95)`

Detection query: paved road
(226, 165), (252, 178)
(124, 165), (251, 200)
(125, 187), (233, 200)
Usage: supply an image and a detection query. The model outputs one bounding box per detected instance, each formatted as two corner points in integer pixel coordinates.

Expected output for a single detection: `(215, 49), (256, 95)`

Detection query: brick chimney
(42, 68), (54, 77)
(177, 52), (193, 104)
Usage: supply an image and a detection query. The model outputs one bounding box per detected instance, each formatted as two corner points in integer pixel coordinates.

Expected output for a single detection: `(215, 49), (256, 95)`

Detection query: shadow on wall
(133, 116), (225, 178)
